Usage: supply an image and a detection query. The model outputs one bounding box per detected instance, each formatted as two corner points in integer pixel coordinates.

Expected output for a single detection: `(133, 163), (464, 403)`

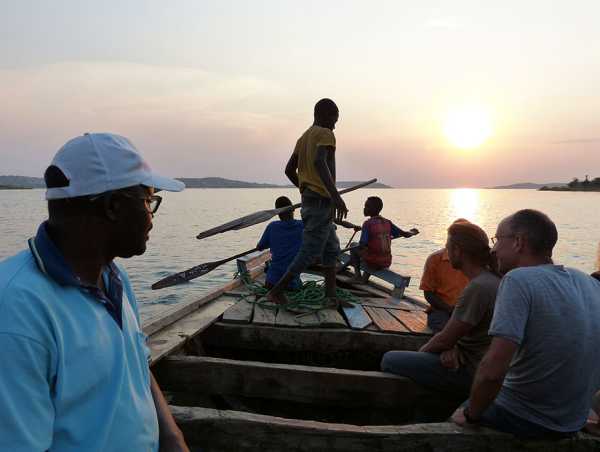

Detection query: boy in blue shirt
(257, 196), (304, 289)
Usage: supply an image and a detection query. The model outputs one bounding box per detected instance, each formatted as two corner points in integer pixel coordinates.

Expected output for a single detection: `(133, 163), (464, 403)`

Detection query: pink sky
(1, 1), (599, 187)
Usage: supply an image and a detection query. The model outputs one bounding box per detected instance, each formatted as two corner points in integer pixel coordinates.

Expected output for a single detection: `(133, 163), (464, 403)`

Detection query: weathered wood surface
(252, 303), (277, 326)
(389, 309), (432, 335)
(156, 356), (425, 409)
(236, 250), (271, 275)
(336, 274), (390, 298)
(359, 297), (425, 311)
(342, 303), (373, 329)
(148, 297), (238, 365)
(274, 307), (301, 327)
(316, 308), (347, 328)
(222, 299), (254, 324)
(203, 323), (430, 354)
(143, 266), (262, 336)
(172, 406), (600, 452)
(364, 306), (409, 333)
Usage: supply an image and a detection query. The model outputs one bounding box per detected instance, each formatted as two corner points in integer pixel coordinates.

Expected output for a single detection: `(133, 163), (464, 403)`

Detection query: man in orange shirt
(420, 219), (470, 332)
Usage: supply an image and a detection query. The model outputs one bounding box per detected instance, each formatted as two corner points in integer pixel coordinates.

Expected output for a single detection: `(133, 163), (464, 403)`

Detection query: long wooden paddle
(196, 178), (378, 240)
(151, 248), (258, 290)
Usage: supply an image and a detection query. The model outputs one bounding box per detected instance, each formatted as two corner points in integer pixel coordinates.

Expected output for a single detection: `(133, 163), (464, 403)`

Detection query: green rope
(236, 270), (358, 313)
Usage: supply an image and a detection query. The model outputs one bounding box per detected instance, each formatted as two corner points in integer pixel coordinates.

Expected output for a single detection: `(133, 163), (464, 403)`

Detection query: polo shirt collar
(28, 222), (124, 329)
(29, 222), (80, 286)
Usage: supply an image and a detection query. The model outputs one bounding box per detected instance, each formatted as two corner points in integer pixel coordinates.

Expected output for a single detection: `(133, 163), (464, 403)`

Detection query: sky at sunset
(2, 1), (599, 187)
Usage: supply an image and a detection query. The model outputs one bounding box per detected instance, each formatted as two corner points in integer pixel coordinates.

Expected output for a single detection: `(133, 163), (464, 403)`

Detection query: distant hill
(177, 177), (281, 188)
(0, 175), (391, 189)
(0, 175), (44, 188)
(490, 182), (566, 189)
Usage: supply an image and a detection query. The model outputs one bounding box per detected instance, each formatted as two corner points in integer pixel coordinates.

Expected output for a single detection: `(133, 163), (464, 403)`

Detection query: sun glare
(443, 106), (492, 150)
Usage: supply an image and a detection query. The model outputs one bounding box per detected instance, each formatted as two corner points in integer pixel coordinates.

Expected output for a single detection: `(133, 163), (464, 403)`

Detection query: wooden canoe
(146, 251), (600, 451)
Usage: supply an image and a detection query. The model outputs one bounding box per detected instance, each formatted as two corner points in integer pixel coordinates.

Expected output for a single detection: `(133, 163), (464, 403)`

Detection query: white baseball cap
(46, 133), (185, 200)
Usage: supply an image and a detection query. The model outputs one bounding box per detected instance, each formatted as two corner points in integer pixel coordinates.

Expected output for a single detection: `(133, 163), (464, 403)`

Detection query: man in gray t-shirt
(453, 209), (600, 439)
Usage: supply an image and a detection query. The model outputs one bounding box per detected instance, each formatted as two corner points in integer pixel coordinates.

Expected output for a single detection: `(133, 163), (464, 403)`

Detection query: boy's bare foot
(266, 289), (289, 306)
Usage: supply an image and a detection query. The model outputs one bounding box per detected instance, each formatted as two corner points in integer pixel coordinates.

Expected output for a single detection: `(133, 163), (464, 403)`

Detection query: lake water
(2, 188), (599, 322)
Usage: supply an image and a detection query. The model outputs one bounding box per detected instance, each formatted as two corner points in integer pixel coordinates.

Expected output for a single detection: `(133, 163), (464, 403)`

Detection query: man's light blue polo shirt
(0, 223), (159, 452)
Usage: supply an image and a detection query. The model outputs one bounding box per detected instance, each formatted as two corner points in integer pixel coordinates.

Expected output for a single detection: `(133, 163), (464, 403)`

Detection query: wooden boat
(146, 251), (600, 451)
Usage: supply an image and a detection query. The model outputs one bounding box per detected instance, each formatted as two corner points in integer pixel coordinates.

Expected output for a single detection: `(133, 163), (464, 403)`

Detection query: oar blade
(151, 262), (217, 290)
(196, 209), (278, 239)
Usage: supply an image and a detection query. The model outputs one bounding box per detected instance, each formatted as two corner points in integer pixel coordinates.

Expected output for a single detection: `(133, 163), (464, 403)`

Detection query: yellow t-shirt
(293, 125), (336, 197)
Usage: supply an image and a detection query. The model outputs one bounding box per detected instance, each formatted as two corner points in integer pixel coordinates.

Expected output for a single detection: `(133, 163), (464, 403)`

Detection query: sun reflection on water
(449, 188), (481, 224)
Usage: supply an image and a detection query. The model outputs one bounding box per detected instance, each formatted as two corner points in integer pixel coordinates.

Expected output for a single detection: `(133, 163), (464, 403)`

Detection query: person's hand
(440, 348), (460, 369)
(409, 228), (419, 236)
(333, 195), (348, 222)
(353, 225), (362, 232)
(159, 430), (190, 452)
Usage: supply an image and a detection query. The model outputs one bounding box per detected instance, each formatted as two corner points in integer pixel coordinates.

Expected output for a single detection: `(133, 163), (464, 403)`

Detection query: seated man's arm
(285, 153), (299, 188)
(256, 225), (271, 251)
(419, 317), (473, 353)
(424, 290), (453, 313)
(0, 334), (55, 450)
(465, 337), (517, 420)
(457, 274), (528, 422)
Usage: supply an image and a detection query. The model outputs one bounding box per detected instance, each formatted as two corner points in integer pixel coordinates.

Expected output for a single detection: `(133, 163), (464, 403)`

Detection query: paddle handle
(278, 178), (379, 215)
(217, 248), (259, 266)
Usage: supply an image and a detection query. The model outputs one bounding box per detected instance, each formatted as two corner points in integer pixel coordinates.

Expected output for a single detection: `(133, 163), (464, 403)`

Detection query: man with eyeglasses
(453, 209), (600, 440)
(0, 133), (189, 451)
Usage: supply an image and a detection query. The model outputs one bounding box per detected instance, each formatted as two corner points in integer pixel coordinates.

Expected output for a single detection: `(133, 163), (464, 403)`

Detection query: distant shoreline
(539, 186), (600, 192)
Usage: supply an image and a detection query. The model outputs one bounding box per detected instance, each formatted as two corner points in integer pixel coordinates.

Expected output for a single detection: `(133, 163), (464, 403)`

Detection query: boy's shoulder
(300, 125), (335, 141)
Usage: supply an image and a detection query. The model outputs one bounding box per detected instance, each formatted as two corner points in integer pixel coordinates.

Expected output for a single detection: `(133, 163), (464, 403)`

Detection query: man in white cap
(0, 133), (189, 451)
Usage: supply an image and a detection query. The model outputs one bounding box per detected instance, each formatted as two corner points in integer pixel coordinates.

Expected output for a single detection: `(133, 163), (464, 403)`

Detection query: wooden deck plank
(222, 299), (254, 324)
(317, 308), (348, 328)
(364, 306), (409, 333)
(148, 297), (237, 365)
(275, 308), (302, 328)
(143, 266), (263, 336)
(171, 406), (600, 452)
(342, 303), (373, 330)
(252, 303), (277, 326)
(360, 297), (425, 311)
(156, 356), (425, 409)
(202, 322), (430, 354)
(388, 309), (432, 335)
(336, 274), (390, 298)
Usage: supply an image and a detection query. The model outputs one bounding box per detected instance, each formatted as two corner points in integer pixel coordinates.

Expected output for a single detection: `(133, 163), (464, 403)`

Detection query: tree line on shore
(540, 175), (600, 191)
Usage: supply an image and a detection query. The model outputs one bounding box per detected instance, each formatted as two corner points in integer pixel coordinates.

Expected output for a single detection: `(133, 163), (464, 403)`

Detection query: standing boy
(346, 196), (418, 282)
(267, 98), (348, 305)
(256, 196), (304, 290)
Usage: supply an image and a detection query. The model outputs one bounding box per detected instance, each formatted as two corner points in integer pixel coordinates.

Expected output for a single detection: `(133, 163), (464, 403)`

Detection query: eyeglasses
(491, 234), (515, 245)
(118, 192), (162, 214)
(89, 191), (163, 214)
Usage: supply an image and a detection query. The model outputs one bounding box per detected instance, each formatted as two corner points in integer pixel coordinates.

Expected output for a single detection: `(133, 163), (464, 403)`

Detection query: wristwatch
(463, 407), (480, 424)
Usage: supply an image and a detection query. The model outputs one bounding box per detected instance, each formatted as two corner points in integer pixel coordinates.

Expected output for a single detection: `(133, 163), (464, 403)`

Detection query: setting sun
(443, 106), (492, 150)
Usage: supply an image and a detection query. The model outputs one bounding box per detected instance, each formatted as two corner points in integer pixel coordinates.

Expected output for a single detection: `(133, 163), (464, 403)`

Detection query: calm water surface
(2, 188), (599, 322)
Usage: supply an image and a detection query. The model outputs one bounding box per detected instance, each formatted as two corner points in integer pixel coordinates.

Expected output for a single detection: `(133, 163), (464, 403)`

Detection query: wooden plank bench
(339, 254), (411, 298)
(171, 406), (600, 452)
